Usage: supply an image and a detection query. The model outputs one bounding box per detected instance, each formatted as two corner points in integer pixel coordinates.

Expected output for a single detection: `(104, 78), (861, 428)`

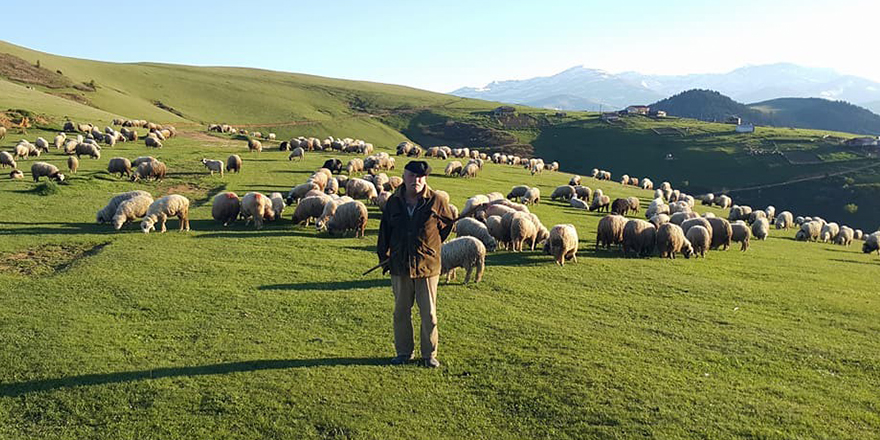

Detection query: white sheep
(201, 158), (224, 176)
(226, 154), (242, 173)
(686, 225), (711, 257)
(30, 162), (65, 182)
(656, 223), (693, 259)
(288, 147), (305, 161)
(212, 192), (241, 226)
(326, 200), (369, 237)
(141, 195), (190, 233)
(835, 226), (854, 246)
(775, 211), (793, 229)
(455, 217), (498, 252)
(0, 151), (16, 169)
(521, 187), (540, 205)
(112, 194), (154, 230)
(441, 236), (486, 284)
(545, 224), (578, 265)
(240, 192), (275, 229)
(751, 217), (770, 240)
(270, 192), (286, 220)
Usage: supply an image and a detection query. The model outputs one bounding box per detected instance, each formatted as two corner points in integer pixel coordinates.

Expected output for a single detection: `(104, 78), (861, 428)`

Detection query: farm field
(1, 125), (879, 439)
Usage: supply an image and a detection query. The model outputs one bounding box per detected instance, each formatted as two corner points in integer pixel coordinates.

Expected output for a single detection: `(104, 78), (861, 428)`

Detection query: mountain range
(451, 63), (880, 115)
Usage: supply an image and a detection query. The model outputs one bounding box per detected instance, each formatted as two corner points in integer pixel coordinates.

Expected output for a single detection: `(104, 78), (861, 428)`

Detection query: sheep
(345, 178), (378, 202)
(35, 137), (49, 152)
(626, 197), (640, 215)
(132, 156), (156, 167)
(140, 195), (190, 233)
(10, 169), (23, 179)
(0, 151), (16, 169)
(641, 178), (654, 190)
(752, 217), (770, 240)
(509, 212), (538, 252)
(326, 200), (369, 237)
(656, 223), (693, 259)
(681, 217), (713, 237)
(67, 156), (78, 174)
(240, 192), (275, 229)
(611, 198), (630, 216)
(30, 162), (65, 182)
(107, 157), (131, 178)
(285, 182), (320, 205)
(346, 158), (364, 175)
(574, 185), (592, 201)
(507, 185), (529, 200)
(325, 177), (340, 195)
(212, 192), (241, 226)
(521, 187), (540, 205)
(569, 175), (581, 186)
(550, 185), (576, 201)
(706, 217), (733, 250)
(686, 225), (711, 258)
(670, 211), (697, 225)
(854, 229), (864, 241)
(460, 162), (479, 178)
(529, 213), (550, 245)
(834, 226), (854, 246)
(460, 194), (491, 218)
(322, 158), (344, 174)
(589, 194), (611, 212)
(13, 142), (35, 159)
(645, 198), (669, 219)
(292, 194), (333, 226)
(455, 217), (498, 252)
(247, 138), (262, 153)
(315, 196), (353, 231)
(0, 126), (5, 139)
(820, 222), (840, 243)
(592, 188), (604, 203)
(445, 161), (463, 176)
(201, 158), (224, 176)
(144, 136), (163, 148)
(796, 221), (822, 242)
(112, 194), (154, 230)
(131, 159), (166, 182)
(96, 190), (151, 224)
(596, 214), (627, 250)
(764, 206), (776, 222)
(75, 142), (101, 159)
(544, 224), (579, 265)
(862, 232), (880, 254)
(269, 192), (286, 220)
(649, 213), (671, 229)
(715, 194), (732, 209)
(730, 221), (751, 251)
(775, 211), (793, 229)
(440, 236), (487, 283)
(569, 197), (589, 210)
(622, 219), (656, 257)
(288, 147), (305, 161)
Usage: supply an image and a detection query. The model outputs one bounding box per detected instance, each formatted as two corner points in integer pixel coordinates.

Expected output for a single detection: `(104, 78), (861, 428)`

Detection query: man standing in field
(376, 160), (455, 368)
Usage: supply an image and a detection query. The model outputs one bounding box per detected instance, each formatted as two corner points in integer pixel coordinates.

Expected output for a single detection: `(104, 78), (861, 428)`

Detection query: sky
(1, 0), (878, 93)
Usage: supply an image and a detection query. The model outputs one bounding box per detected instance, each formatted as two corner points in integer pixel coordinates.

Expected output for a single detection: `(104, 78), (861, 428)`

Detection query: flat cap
(404, 160), (432, 177)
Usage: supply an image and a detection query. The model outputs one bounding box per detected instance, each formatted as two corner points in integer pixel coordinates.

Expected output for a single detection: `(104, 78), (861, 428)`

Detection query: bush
(844, 203), (858, 214)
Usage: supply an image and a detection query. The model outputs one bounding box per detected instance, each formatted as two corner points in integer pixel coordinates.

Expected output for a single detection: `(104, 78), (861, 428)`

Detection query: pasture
(0, 125), (878, 439)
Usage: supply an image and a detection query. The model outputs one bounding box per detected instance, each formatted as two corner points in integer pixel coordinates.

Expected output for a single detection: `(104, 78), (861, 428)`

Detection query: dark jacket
(376, 185), (455, 278)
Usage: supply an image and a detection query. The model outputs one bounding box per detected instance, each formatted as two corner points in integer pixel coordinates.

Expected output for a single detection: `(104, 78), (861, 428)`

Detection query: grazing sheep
(645, 198), (669, 219)
(269, 192), (286, 220)
(715, 194), (732, 209)
(445, 161), (463, 176)
(96, 190), (151, 224)
(751, 217), (770, 240)
(141, 195), (190, 233)
(75, 142), (101, 159)
(574, 185), (592, 201)
(862, 232), (880, 254)
(460, 162), (479, 178)
(131, 159), (166, 182)
(112, 194), (154, 230)
(834, 226), (854, 246)
(322, 158), (344, 174)
(641, 178), (654, 190)
(686, 225), (711, 257)
(144, 136), (163, 148)
(569, 197), (589, 210)
(345, 178), (378, 202)
(292, 194), (333, 225)
(67, 156), (78, 174)
(796, 221), (822, 242)
(589, 194), (611, 212)
(596, 214), (627, 250)
(545, 224), (579, 265)
(521, 187), (540, 205)
(326, 200), (369, 237)
(706, 217), (733, 250)
(35, 137), (49, 152)
(670, 211), (697, 225)
(730, 221), (751, 251)
(240, 192), (275, 229)
(10, 169), (23, 179)
(288, 147), (305, 161)
(611, 198), (630, 216)
(132, 156), (156, 167)
(622, 219), (656, 257)
(285, 182), (320, 205)
(0, 151), (16, 169)
(569, 175), (581, 186)
(315, 196), (353, 231)
(854, 229), (864, 241)
(656, 223), (693, 259)
(681, 217), (713, 237)
(0, 126), (6, 139)
(325, 177), (339, 195)
(551, 185), (576, 201)
(223, 154), (241, 174)
(30, 162), (65, 182)
(247, 138), (262, 152)
(626, 197), (640, 215)
(509, 212), (538, 252)
(507, 185), (529, 200)
(775, 211), (793, 229)
(201, 158), (224, 176)
(820, 222), (840, 243)
(649, 213), (671, 229)
(441, 236), (486, 283)
(106, 157), (131, 178)
(212, 192), (241, 226)
(455, 217), (498, 252)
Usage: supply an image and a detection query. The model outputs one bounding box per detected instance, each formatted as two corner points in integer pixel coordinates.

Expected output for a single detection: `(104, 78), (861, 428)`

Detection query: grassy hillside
(0, 127), (878, 439)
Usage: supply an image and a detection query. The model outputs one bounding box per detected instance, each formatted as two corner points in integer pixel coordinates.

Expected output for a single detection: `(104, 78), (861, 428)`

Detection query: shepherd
(376, 160), (455, 368)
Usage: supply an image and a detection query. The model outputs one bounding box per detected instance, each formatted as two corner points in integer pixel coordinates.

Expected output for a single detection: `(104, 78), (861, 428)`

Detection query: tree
(844, 203), (858, 214)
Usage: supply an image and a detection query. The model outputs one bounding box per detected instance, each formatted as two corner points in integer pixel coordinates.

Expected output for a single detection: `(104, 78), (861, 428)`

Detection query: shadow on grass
(191, 184), (228, 208)
(829, 258), (879, 266)
(259, 279), (389, 291)
(0, 221), (109, 236)
(0, 357), (388, 397)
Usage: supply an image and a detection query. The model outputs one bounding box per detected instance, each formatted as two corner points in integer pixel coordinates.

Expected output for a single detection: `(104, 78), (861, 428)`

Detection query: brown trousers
(391, 274), (439, 359)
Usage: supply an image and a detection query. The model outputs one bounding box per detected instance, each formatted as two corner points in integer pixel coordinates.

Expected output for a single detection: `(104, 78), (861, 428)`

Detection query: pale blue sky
(1, 0), (877, 92)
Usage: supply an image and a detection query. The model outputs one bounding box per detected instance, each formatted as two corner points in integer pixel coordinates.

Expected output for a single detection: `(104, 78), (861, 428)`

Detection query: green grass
(0, 128), (878, 439)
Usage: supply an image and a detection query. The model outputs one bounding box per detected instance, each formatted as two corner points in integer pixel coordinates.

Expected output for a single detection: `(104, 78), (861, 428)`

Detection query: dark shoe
(422, 357), (441, 368)
(391, 354), (412, 365)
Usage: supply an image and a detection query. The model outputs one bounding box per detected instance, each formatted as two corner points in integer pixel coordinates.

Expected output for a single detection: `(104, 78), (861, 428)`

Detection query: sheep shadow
(828, 258), (879, 266)
(194, 227), (315, 239)
(0, 221), (109, 236)
(259, 279), (389, 291)
(0, 357), (388, 397)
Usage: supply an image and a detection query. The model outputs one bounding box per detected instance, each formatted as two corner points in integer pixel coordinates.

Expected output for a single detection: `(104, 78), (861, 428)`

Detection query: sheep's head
(682, 240), (694, 259)
(112, 214), (125, 230)
(141, 218), (155, 234)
